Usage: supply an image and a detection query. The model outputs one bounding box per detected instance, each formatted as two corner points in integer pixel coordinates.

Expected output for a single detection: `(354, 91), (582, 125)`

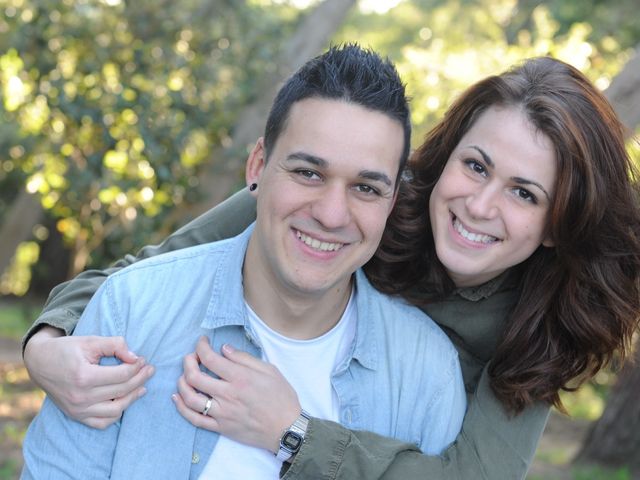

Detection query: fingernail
(138, 387), (147, 398)
(222, 343), (235, 354)
(171, 394), (177, 403)
(129, 351), (139, 359)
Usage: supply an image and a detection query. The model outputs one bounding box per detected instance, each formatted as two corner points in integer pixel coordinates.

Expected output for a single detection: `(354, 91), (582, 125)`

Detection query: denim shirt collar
(200, 223), (255, 330)
(198, 222), (379, 372)
(349, 269), (378, 371)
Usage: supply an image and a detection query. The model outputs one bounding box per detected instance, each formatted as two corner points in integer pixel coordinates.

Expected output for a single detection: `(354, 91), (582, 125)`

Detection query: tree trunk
(574, 343), (640, 475)
(604, 45), (640, 138)
(182, 0), (357, 220)
(0, 190), (43, 277)
(504, 0), (544, 45)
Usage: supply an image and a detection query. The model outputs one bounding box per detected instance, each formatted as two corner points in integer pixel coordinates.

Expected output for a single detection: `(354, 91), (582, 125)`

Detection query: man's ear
(246, 138), (266, 195)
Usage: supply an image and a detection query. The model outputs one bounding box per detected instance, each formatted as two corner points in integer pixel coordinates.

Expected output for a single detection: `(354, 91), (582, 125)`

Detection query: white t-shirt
(199, 290), (357, 479)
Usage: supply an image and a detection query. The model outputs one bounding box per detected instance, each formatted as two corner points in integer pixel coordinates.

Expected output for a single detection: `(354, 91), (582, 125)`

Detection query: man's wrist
(276, 410), (311, 462)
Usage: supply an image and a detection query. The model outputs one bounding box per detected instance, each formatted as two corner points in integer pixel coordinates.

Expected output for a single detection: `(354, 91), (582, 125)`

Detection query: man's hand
(173, 337), (301, 453)
(23, 326), (155, 429)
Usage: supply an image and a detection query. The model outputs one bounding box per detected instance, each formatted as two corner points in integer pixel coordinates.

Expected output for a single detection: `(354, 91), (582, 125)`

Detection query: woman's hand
(173, 336), (301, 453)
(23, 326), (155, 429)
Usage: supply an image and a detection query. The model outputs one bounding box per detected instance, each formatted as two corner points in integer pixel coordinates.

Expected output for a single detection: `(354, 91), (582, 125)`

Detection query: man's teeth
(453, 217), (498, 244)
(296, 231), (344, 252)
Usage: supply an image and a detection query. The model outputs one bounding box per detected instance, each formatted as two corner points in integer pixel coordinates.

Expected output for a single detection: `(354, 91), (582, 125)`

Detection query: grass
(528, 465), (632, 480)
(0, 460), (19, 480)
(0, 299), (44, 479)
(573, 466), (631, 480)
(0, 362), (44, 480)
(0, 300), (38, 340)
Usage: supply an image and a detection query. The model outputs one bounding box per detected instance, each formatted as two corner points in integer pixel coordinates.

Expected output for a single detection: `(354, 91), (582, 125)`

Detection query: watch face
(282, 431), (303, 451)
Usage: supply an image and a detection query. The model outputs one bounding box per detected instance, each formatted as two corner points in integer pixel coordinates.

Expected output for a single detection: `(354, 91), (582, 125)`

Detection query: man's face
(245, 98), (404, 300)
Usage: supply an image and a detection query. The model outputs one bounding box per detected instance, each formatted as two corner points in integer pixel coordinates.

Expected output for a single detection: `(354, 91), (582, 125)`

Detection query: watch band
(276, 410), (311, 462)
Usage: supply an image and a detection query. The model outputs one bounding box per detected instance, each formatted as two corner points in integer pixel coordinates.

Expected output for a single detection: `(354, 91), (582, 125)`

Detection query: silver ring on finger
(202, 397), (213, 416)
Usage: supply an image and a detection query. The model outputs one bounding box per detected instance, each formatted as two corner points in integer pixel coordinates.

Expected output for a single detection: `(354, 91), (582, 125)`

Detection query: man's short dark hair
(263, 43), (411, 181)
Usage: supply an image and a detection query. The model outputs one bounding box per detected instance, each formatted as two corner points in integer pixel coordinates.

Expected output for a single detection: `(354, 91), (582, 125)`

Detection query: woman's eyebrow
(512, 176), (551, 200)
(470, 145), (494, 168)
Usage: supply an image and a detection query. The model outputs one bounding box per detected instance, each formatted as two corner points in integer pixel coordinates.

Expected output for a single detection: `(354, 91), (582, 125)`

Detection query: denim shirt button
(192, 452), (200, 464)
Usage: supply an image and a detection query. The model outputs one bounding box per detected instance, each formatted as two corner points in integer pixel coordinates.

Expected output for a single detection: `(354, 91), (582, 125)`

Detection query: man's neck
(242, 243), (353, 340)
(244, 286), (352, 340)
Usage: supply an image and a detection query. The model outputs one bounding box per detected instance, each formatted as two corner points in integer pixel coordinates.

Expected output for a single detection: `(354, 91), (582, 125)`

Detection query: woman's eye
(464, 159), (486, 176)
(515, 187), (537, 204)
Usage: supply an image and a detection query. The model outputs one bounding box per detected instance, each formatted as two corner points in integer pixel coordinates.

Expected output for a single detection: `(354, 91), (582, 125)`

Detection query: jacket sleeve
(282, 366), (550, 480)
(22, 188), (257, 350)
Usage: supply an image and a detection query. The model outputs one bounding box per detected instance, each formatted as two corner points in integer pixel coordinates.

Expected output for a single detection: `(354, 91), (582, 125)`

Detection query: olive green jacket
(25, 188), (550, 480)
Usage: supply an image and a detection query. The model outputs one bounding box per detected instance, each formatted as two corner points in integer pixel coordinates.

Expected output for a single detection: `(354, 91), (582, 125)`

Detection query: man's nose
(311, 184), (352, 229)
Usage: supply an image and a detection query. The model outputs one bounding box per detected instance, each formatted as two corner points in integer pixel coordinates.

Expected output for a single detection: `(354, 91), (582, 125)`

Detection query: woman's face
(429, 106), (557, 288)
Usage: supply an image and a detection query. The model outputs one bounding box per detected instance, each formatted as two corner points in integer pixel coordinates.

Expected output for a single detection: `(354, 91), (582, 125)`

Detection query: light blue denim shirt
(22, 224), (466, 479)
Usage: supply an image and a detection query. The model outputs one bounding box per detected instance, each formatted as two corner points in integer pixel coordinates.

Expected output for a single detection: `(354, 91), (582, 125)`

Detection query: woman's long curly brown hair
(365, 57), (640, 413)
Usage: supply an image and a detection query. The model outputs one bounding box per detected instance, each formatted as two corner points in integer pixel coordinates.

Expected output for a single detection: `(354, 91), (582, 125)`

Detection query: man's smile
(295, 229), (346, 252)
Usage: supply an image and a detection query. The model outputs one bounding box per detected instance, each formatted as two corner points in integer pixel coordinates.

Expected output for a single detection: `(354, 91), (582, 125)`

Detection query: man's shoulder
(354, 271), (461, 397)
(97, 236), (242, 307)
(356, 270), (433, 322)
(355, 270), (455, 348)
(112, 236), (238, 281)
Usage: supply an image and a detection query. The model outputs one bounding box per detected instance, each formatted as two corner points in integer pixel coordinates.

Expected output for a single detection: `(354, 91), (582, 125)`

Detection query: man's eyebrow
(469, 145), (551, 200)
(359, 170), (393, 187)
(287, 152), (393, 187)
(286, 152), (327, 167)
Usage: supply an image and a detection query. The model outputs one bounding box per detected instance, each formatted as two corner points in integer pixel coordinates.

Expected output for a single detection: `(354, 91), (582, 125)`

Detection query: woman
(24, 57), (640, 479)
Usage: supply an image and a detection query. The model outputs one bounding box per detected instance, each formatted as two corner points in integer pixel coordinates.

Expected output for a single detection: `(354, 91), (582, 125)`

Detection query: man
(22, 44), (465, 479)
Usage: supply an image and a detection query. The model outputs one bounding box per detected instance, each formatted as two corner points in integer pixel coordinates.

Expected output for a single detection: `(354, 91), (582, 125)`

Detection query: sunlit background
(1, 0), (638, 298)
(0, 2), (639, 476)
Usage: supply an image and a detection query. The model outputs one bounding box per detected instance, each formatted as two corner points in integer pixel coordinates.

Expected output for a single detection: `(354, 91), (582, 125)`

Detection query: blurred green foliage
(0, 0), (303, 287)
(334, 0), (639, 142)
(1, 0), (640, 295)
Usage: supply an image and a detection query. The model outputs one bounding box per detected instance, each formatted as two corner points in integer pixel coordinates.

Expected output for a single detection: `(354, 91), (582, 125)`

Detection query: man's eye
(296, 169), (319, 180)
(355, 184), (380, 195)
